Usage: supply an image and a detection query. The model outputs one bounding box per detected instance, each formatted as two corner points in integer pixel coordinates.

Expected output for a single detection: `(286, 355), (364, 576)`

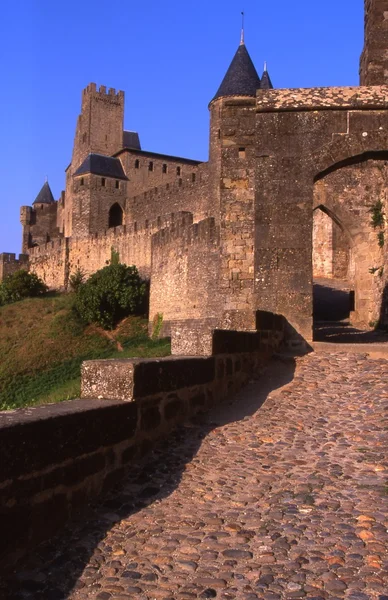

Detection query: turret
(360, 0), (388, 85)
(71, 83), (125, 172)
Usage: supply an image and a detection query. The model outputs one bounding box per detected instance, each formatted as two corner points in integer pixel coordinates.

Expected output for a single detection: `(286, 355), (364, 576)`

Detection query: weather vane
(241, 11), (245, 45)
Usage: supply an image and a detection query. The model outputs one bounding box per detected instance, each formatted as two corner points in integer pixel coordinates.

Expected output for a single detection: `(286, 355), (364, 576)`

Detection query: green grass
(0, 293), (170, 410)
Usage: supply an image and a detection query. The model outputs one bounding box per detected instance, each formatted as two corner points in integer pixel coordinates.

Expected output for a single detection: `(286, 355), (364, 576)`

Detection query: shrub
(68, 267), (86, 292)
(74, 264), (146, 329)
(0, 270), (48, 305)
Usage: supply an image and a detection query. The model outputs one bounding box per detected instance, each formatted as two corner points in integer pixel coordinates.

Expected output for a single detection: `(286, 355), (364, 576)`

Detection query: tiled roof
(73, 154), (128, 180)
(211, 43), (261, 102)
(33, 181), (55, 205)
(123, 131), (141, 150)
(260, 67), (274, 90)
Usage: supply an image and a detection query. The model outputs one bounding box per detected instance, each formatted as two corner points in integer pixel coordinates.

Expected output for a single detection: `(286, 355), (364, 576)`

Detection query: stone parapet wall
(256, 86), (388, 112)
(0, 321), (286, 572)
(27, 211), (197, 287)
(0, 253), (29, 282)
(149, 216), (220, 335)
(128, 163), (210, 225)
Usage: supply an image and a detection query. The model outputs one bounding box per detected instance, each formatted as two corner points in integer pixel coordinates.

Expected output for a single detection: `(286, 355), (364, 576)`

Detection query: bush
(69, 267), (86, 292)
(0, 270), (48, 305)
(74, 264), (146, 329)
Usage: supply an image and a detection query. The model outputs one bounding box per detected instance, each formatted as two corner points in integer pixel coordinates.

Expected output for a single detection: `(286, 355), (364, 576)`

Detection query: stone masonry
(1, 0), (387, 341)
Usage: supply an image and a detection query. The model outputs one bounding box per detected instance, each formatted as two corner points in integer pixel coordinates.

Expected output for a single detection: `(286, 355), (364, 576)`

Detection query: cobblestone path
(3, 351), (388, 600)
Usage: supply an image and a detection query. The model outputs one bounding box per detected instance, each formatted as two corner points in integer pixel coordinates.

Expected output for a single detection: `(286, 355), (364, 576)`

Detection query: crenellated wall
(28, 212), (203, 287)
(0, 253), (29, 281)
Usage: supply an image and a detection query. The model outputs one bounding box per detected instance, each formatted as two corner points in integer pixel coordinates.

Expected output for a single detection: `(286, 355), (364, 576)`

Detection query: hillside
(0, 294), (170, 410)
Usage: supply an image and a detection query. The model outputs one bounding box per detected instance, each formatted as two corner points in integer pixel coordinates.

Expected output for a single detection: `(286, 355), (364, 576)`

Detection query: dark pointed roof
(73, 154), (128, 180)
(260, 65), (273, 90)
(33, 181), (55, 205)
(211, 42), (261, 103)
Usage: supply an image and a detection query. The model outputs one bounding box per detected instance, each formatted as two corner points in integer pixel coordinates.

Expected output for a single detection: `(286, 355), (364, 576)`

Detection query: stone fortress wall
(2, 0), (388, 339)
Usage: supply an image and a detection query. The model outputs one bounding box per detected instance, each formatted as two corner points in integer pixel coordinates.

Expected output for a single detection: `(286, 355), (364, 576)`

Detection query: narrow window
(145, 219), (149, 229)
(135, 159), (140, 169)
(82, 133), (87, 143)
(162, 164), (167, 174)
(149, 161), (154, 172)
(176, 166), (181, 176)
(101, 177), (106, 187)
(239, 147), (246, 159)
(80, 177), (84, 186)
(192, 173), (196, 183)
(115, 180), (119, 189)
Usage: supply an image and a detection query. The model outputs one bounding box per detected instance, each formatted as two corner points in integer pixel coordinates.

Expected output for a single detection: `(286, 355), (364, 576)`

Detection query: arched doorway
(312, 205), (354, 333)
(108, 203), (124, 228)
(312, 154), (387, 338)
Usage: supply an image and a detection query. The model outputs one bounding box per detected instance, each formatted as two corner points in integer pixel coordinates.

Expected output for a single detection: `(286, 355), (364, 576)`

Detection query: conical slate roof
(260, 65), (273, 90)
(33, 181), (55, 205)
(212, 43), (261, 103)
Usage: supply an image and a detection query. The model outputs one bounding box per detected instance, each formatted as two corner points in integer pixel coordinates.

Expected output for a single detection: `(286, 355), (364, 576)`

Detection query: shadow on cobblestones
(1, 357), (296, 600)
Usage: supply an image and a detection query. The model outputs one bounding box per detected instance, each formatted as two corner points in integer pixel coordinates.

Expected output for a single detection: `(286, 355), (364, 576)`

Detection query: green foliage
(151, 312), (164, 340)
(0, 270), (47, 305)
(74, 263), (147, 329)
(68, 267), (86, 292)
(110, 247), (120, 265)
(377, 231), (385, 248)
(369, 199), (385, 229)
(0, 295), (170, 410)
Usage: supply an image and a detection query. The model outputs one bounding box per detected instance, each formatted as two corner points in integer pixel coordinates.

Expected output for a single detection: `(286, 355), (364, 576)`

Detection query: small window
(145, 219), (149, 229)
(101, 177), (106, 187)
(192, 173), (196, 183)
(149, 161), (154, 172)
(162, 164), (167, 174)
(176, 166), (181, 176)
(80, 177), (84, 186)
(239, 147), (246, 159)
(135, 159), (140, 169)
(82, 133), (87, 143)
(115, 180), (119, 189)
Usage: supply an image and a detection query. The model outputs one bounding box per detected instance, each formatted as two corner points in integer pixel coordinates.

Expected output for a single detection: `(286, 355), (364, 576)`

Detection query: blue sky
(0, 0), (364, 254)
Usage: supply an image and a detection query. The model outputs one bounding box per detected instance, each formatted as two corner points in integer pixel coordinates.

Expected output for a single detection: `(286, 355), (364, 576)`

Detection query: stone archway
(108, 203), (124, 228)
(312, 145), (388, 329)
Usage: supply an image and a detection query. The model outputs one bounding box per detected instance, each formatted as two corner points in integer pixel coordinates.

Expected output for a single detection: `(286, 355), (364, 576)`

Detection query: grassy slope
(0, 294), (170, 410)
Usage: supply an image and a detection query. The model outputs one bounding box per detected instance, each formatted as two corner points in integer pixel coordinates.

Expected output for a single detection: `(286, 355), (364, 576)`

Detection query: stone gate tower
(360, 0), (388, 84)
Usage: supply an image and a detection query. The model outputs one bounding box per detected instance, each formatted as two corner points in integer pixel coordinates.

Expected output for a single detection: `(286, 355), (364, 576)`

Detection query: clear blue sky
(0, 0), (364, 254)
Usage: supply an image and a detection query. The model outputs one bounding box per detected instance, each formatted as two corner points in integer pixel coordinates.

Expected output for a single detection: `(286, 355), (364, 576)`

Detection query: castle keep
(1, 0), (388, 348)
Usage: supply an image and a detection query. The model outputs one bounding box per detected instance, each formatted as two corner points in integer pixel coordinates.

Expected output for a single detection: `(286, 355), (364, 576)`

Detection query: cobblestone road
(3, 351), (388, 600)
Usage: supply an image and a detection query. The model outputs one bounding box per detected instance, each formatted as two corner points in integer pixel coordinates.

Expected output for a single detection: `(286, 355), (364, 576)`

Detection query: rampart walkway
(3, 350), (387, 600)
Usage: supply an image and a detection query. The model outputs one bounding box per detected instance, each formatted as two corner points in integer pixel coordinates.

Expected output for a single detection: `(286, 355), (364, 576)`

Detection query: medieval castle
(1, 0), (387, 351)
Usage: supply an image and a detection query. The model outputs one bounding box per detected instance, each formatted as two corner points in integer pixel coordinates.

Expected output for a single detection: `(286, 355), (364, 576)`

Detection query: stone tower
(209, 38), (269, 330)
(71, 83), (125, 171)
(360, 0), (388, 85)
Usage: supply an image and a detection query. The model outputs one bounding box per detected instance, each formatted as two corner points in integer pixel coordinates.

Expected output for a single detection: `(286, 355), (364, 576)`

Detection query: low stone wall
(0, 319), (287, 572)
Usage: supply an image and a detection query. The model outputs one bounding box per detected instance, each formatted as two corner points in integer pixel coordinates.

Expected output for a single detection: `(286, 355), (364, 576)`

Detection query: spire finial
(240, 11), (245, 45)
(264, 61), (267, 72)
(45, 175), (48, 183)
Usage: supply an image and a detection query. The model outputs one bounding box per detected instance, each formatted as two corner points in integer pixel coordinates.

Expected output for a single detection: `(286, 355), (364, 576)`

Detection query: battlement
(28, 238), (66, 258)
(256, 85), (388, 112)
(152, 216), (218, 248)
(0, 253), (29, 264)
(0, 253), (29, 281)
(83, 83), (124, 100)
(129, 163), (209, 210)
